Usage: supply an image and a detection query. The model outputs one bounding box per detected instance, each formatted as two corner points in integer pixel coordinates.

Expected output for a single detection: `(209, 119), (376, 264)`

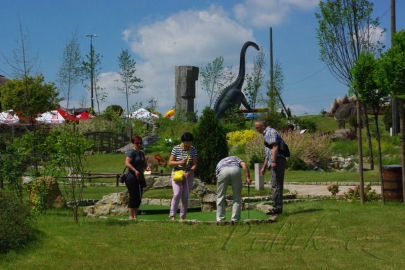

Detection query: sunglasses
(134, 141), (143, 145)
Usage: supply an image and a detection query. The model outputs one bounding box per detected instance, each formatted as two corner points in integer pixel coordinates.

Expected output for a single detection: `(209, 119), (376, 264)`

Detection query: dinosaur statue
(214, 41), (260, 119)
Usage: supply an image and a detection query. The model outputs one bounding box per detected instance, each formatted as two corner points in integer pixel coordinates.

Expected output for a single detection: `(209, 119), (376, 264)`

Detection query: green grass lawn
(84, 154), (382, 184)
(2, 200), (405, 269)
(299, 115), (338, 133)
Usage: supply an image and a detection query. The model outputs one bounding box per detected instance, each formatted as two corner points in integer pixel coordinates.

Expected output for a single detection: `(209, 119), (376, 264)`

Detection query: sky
(0, 0), (404, 116)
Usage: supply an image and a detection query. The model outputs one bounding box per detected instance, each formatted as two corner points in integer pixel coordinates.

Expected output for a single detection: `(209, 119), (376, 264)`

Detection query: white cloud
(234, 0), (319, 27)
(119, 6), (259, 114)
(358, 25), (386, 46)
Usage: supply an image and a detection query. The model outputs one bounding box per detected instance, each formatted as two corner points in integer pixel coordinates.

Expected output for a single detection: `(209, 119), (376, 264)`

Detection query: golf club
(247, 182), (250, 219)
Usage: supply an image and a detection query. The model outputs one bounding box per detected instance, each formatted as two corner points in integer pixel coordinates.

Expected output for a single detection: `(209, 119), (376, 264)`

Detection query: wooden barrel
(382, 165), (403, 202)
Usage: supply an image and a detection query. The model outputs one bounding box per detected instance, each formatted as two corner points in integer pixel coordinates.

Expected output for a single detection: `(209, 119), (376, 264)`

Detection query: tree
(265, 60), (285, 114)
(94, 77), (107, 114)
(117, 49), (143, 137)
(47, 126), (93, 223)
(351, 52), (389, 203)
(3, 20), (39, 121)
(375, 30), (405, 204)
(117, 49), (143, 115)
(5, 20), (36, 79)
(0, 75), (60, 120)
(81, 46), (103, 113)
(193, 107), (228, 184)
(146, 97), (157, 112)
(316, 0), (383, 204)
(200, 56), (225, 108)
(58, 32), (81, 111)
(244, 51), (265, 109)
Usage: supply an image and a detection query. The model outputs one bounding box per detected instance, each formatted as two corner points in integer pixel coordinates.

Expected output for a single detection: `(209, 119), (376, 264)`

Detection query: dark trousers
(125, 173), (143, 208)
(271, 156), (286, 212)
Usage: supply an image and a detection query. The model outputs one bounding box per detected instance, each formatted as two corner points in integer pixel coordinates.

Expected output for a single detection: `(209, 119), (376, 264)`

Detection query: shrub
(327, 184), (339, 197)
(226, 129), (257, 147)
(262, 111), (289, 131)
(343, 184), (381, 201)
(155, 118), (195, 139)
(222, 105), (247, 133)
(296, 118), (317, 133)
(104, 105), (124, 116)
(283, 132), (333, 170)
(248, 154), (263, 169)
(286, 155), (308, 170)
(245, 134), (266, 169)
(193, 107), (228, 184)
(0, 141), (26, 199)
(0, 190), (35, 253)
(27, 177), (49, 215)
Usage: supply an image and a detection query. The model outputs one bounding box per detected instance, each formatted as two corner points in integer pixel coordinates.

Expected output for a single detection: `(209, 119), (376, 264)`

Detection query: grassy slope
(299, 115), (338, 133)
(2, 200), (405, 269)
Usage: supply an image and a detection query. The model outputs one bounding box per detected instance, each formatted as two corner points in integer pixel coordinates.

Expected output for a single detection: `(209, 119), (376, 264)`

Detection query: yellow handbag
(173, 150), (191, 182)
(173, 170), (185, 182)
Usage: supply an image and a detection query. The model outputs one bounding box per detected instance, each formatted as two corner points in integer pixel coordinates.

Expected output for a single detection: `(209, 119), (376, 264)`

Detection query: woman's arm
(168, 154), (186, 167)
(125, 157), (139, 175)
(189, 156), (197, 172)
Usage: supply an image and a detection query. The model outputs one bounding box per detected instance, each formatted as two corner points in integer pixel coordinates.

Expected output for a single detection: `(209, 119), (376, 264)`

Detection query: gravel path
(284, 183), (382, 197)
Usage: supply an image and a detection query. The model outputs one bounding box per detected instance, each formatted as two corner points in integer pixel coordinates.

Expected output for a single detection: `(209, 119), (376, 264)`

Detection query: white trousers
(216, 166), (242, 222)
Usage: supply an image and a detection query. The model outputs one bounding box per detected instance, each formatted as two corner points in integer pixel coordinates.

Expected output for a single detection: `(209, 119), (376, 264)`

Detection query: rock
(256, 202), (273, 214)
(94, 204), (112, 216)
(84, 206), (94, 215)
(27, 176), (66, 208)
(85, 175), (218, 216)
(84, 191), (129, 217)
(151, 176), (171, 189)
(334, 129), (353, 139)
(161, 199), (172, 207)
(22, 176), (33, 184)
(202, 192), (217, 203)
(201, 202), (216, 212)
(191, 178), (212, 198)
(148, 199), (162, 206)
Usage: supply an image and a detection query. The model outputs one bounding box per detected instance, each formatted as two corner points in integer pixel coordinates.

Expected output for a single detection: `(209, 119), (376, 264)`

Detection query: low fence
(58, 171), (169, 187)
(0, 124), (50, 141)
(83, 131), (130, 153)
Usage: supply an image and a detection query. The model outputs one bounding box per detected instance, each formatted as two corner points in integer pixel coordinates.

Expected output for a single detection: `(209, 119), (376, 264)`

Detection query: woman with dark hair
(125, 136), (149, 220)
(168, 132), (197, 221)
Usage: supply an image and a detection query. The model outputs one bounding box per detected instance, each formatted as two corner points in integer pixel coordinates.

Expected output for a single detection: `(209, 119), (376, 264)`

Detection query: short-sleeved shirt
(126, 149), (146, 173)
(215, 156), (242, 177)
(170, 145), (197, 171)
(263, 127), (284, 167)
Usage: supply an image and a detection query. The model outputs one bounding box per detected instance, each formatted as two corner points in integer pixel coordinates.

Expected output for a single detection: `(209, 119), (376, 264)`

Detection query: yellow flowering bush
(227, 129), (257, 147)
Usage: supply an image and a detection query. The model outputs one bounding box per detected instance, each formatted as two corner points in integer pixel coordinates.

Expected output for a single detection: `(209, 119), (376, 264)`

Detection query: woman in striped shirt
(168, 132), (198, 221)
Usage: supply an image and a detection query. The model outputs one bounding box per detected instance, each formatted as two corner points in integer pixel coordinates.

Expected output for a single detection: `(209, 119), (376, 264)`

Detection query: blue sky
(1, 0), (404, 115)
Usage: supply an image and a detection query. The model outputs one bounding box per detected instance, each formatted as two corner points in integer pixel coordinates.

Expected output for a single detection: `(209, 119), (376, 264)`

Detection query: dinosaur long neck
(235, 43), (251, 89)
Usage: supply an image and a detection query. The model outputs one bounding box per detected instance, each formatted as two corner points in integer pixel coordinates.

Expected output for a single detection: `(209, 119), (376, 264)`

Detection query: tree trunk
(374, 113), (384, 204)
(73, 206), (78, 224)
(400, 100), (405, 205)
(356, 100), (365, 204)
(363, 103), (374, 170)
